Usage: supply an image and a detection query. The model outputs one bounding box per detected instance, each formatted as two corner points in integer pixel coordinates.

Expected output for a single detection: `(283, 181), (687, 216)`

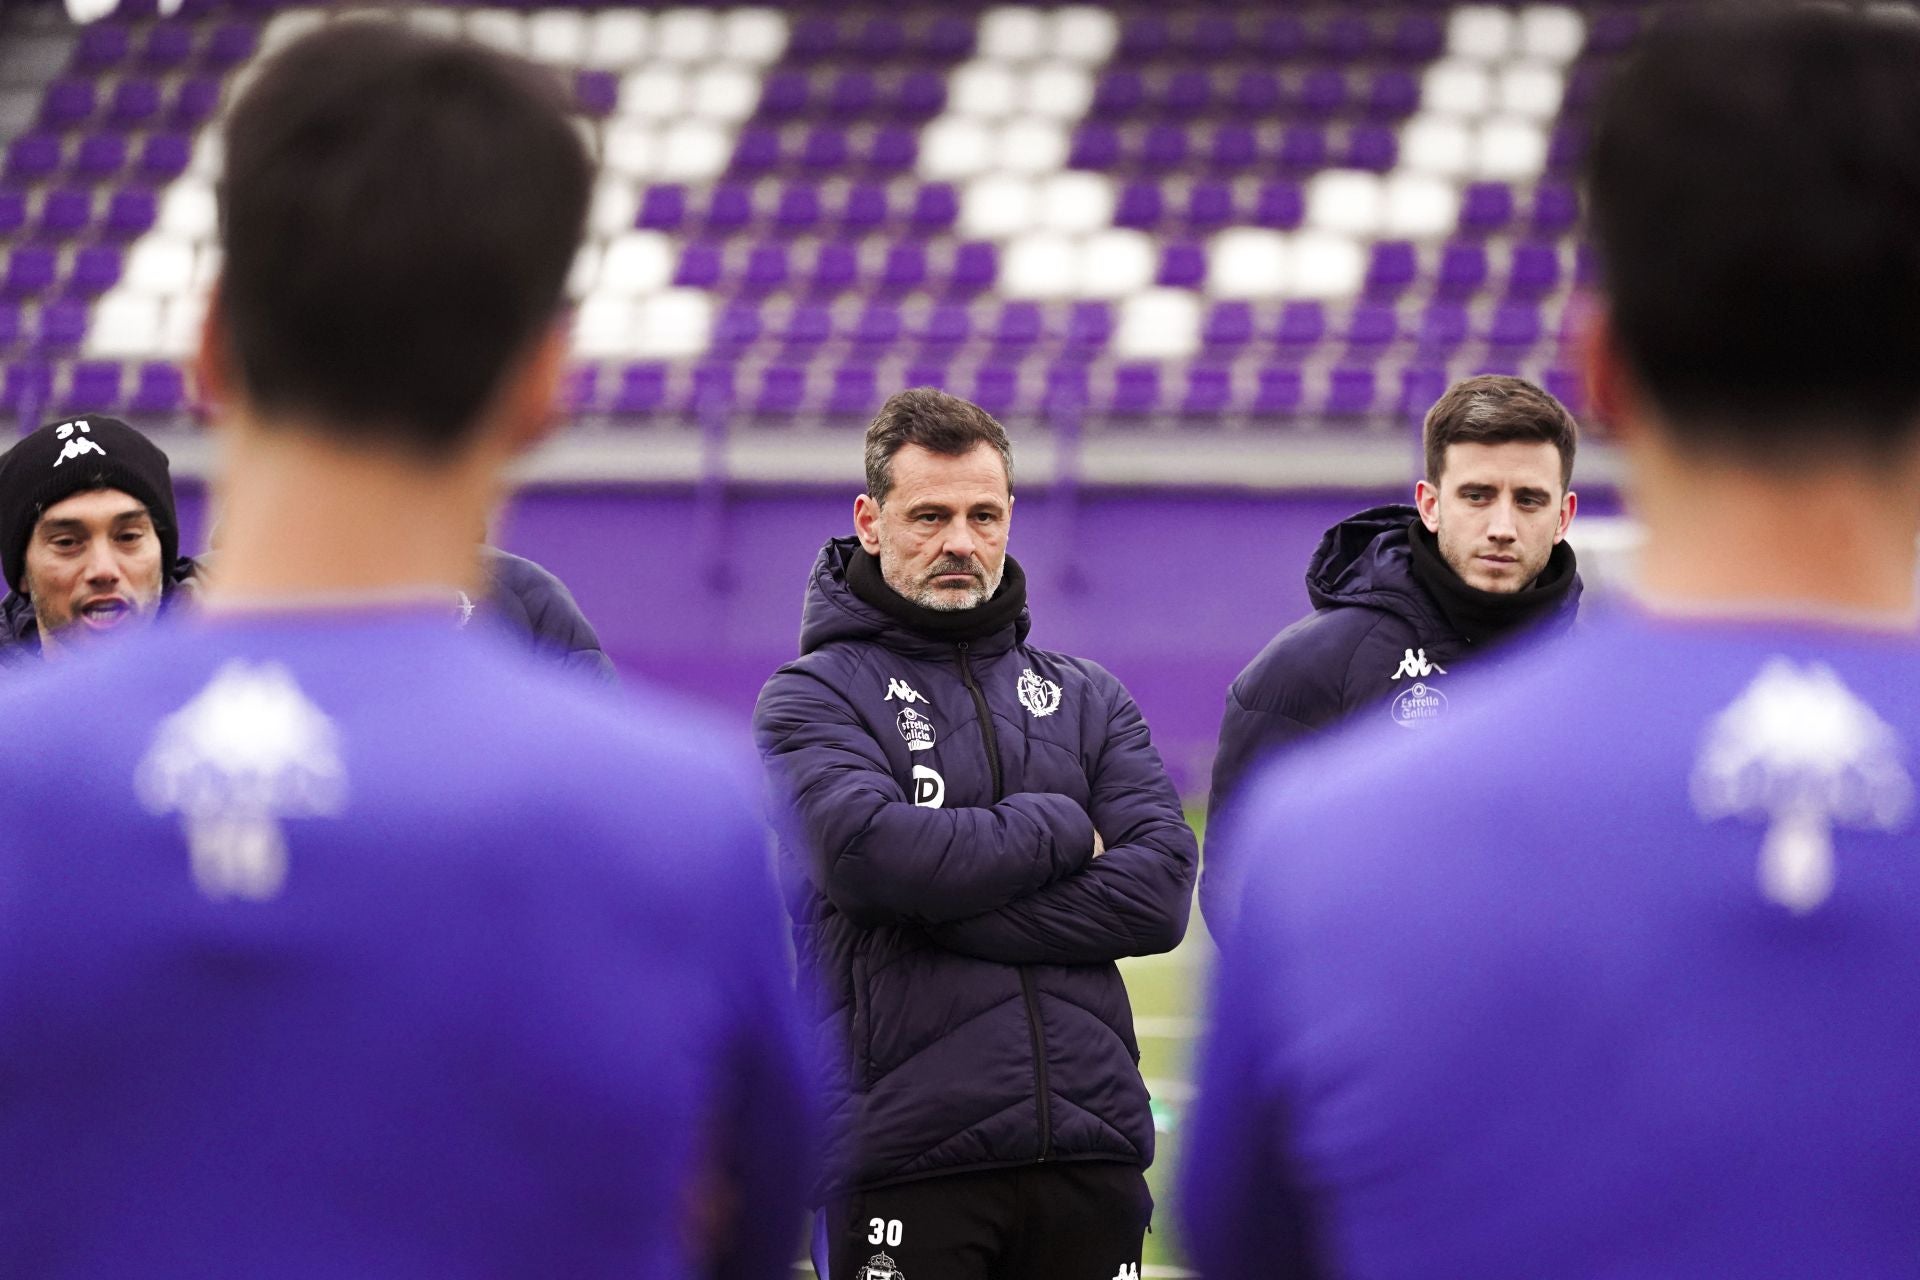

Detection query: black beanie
(0, 416), (178, 594)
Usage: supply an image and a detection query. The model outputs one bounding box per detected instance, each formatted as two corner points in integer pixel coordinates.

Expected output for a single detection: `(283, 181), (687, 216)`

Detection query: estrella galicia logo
(896, 706), (935, 752)
(1389, 680), (1447, 728)
(910, 765), (945, 808)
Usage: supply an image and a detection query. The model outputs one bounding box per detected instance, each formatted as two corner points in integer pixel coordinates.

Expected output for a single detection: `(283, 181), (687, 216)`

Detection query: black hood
(1305, 504), (1448, 626)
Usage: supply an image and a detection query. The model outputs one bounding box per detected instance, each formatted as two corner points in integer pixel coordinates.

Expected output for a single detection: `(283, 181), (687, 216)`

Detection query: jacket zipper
(956, 641), (1052, 1161)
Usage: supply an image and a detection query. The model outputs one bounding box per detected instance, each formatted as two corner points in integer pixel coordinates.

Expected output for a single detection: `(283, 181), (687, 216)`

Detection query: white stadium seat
(997, 120), (1068, 174)
(600, 122), (655, 179)
(635, 290), (713, 358)
(463, 10), (525, 54)
(1402, 117), (1473, 177)
(1306, 170), (1383, 236)
(589, 179), (639, 237)
(1025, 63), (1095, 119)
(653, 8), (718, 63)
(189, 132), (222, 180)
(584, 11), (650, 68)
(1422, 60), (1494, 117)
(598, 232), (674, 297)
(1382, 173), (1460, 238)
(1476, 119), (1549, 179)
(574, 297), (636, 357)
(692, 64), (758, 121)
(1036, 171), (1115, 234)
(158, 182), (217, 240)
(124, 238), (197, 297)
(1290, 233), (1366, 298)
(85, 293), (162, 358)
(951, 63), (1020, 119)
(960, 176), (1036, 240)
(526, 11), (587, 65)
(1114, 289), (1201, 359)
(1518, 5), (1587, 60)
(566, 244), (601, 301)
(657, 121), (729, 181)
(1076, 229), (1155, 298)
(722, 9), (789, 64)
(161, 294), (207, 358)
(1208, 228), (1289, 297)
(1449, 5), (1516, 60)
(918, 118), (993, 180)
(1002, 233), (1077, 298)
(619, 67), (687, 119)
(1499, 64), (1565, 118)
(979, 7), (1047, 61)
(1051, 6), (1120, 62)
(190, 246), (222, 292)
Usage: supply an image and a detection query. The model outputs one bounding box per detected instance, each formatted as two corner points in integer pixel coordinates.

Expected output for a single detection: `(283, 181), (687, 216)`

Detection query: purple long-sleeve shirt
(0, 608), (812, 1278)
(1185, 608), (1920, 1279)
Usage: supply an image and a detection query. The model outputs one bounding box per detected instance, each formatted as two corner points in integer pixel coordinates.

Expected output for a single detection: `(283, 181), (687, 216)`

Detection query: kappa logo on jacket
(1017, 668), (1062, 718)
(1391, 647), (1446, 680)
(885, 677), (929, 706)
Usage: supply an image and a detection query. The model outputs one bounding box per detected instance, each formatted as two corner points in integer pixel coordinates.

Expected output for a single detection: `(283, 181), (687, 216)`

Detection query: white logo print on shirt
(885, 677), (928, 705)
(1391, 647), (1446, 680)
(1017, 669), (1062, 718)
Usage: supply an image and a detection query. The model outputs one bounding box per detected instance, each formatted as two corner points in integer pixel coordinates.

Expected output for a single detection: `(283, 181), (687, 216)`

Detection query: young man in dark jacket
(1204, 375), (1582, 934)
(755, 388), (1197, 1280)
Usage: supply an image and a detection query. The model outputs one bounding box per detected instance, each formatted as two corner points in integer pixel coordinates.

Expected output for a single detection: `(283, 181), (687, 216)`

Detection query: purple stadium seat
(971, 364), (1020, 417)
(574, 71), (618, 119)
(561, 364), (597, 414)
(140, 23), (195, 70)
(1543, 366), (1586, 417)
(1208, 124), (1259, 172)
(1437, 243), (1490, 297)
(1278, 126), (1328, 173)
(829, 364), (878, 416)
(744, 243), (792, 294)
(808, 242), (859, 294)
(1548, 124), (1587, 175)
(1160, 70), (1213, 118)
(919, 13), (974, 59)
(1365, 242), (1418, 299)
(1115, 181), (1164, 230)
(1065, 302), (1112, 354)
(688, 362), (736, 414)
(138, 131), (190, 181)
(776, 184), (822, 231)
(1183, 364), (1233, 415)
(1400, 365), (1449, 416)
(65, 360), (125, 411)
(1277, 301), (1326, 349)
(1255, 366), (1304, 414)
(1094, 71), (1146, 118)
(637, 185), (686, 231)
(109, 78), (163, 128)
(73, 133), (126, 179)
(1507, 243), (1562, 298)
(910, 184), (957, 231)
(67, 245), (122, 296)
(755, 364), (808, 416)
(104, 187), (156, 239)
(712, 301), (762, 353)
(828, 72), (878, 118)
(1564, 62), (1607, 114)
(903, 359), (949, 393)
(1325, 365), (1378, 415)
(1255, 15), (1308, 60)
(1189, 14), (1239, 56)
(1158, 241), (1206, 288)
(1069, 123), (1122, 172)
(1488, 301), (1543, 349)
(865, 125), (916, 173)
(202, 21), (258, 69)
(1390, 13), (1445, 61)
(851, 303), (901, 348)
(946, 242), (996, 294)
(801, 126), (850, 172)
(1531, 183), (1580, 234)
(36, 299), (88, 352)
(1460, 182), (1515, 234)
(916, 300), (971, 347)
(838, 182), (888, 230)
(1418, 301), (1470, 354)
(1345, 302), (1399, 348)
(2, 362), (53, 414)
(1319, 14), (1376, 60)
(1110, 363), (1161, 416)
(1204, 302), (1254, 352)
(1342, 125), (1397, 173)
(0, 191), (24, 239)
(704, 182), (754, 231)
(39, 79), (97, 129)
(72, 23), (131, 71)
(991, 301), (1043, 350)
(132, 361), (184, 414)
(730, 126), (781, 175)
(779, 301), (832, 348)
(5, 135), (62, 183)
(1043, 363), (1090, 415)
(4, 248), (58, 300)
(1140, 124), (1190, 170)
(1299, 70), (1350, 117)
(1586, 9), (1642, 55)
(1367, 70), (1420, 121)
(758, 71), (809, 118)
(1118, 14), (1172, 61)
(1252, 181), (1305, 230)
(788, 15), (839, 60)
(0, 302), (20, 352)
(1231, 71), (1284, 117)
(882, 242), (930, 292)
(894, 70), (945, 119)
(613, 363), (668, 415)
(113, 0), (160, 19)
(1186, 180), (1233, 229)
(853, 16), (905, 59)
(169, 76), (223, 129)
(673, 243), (723, 289)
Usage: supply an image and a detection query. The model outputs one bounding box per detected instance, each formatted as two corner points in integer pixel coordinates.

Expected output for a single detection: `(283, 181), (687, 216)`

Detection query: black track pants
(824, 1161), (1151, 1280)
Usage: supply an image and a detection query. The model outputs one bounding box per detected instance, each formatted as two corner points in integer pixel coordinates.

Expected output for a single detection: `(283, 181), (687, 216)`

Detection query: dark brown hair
(863, 388), (1014, 505)
(1422, 375), (1578, 490)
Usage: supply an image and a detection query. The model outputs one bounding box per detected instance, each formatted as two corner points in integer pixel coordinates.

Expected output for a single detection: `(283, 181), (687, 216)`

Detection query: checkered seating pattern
(0, 2), (1640, 432)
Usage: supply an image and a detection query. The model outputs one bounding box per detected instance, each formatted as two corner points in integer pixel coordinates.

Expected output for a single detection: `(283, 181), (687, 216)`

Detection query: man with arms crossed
(0, 24), (809, 1278)
(755, 389), (1195, 1280)
(1184, 8), (1920, 1276)
(1204, 375), (1581, 933)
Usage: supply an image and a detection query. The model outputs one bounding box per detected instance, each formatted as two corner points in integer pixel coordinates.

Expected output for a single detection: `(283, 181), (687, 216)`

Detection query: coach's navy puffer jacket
(754, 537), (1197, 1201)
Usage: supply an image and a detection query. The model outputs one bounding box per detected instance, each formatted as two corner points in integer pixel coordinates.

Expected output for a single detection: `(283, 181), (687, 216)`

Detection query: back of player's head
(1423, 375), (1577, 490)
(1587, 4), (1920, 462)
(217, 22), (591, 457)
(863, 388), (1015, 506)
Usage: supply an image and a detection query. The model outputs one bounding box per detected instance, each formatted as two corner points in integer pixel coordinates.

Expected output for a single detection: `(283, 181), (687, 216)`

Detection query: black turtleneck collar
(845, 547), (1027, 643)
(1406, 518), (1578, 646)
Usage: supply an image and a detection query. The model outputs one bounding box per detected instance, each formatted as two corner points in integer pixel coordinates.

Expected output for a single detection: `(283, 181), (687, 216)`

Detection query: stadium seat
(1109, 363), (1160, 416)
(66, 246), (122, 297)
(806, 242), (859, 294)
(1115, 181), (1164, 230)
(140, 23), (195, 71)
(612, 362), (668, 414)
(3, 248), (58, 300)
(1364, 241), (1418, 300)
(138, 132), (191, 181)
(63, 359), (123, 411)
(39, 78), (96, 129)
(5, 134), (62, 183)
(1254, 366), (1305, 414)
(109, 77), (162, 128)
(1183, 364), (1233, 415)
(130, 361), (185, 415)
(37, 299), (88, 352)
(637, 185), (687, 232)
(72, 23), (131, 71)
(1157, 242), (1207, 289)
(0, 191), (24, 240)
(36, 186), (94, 239)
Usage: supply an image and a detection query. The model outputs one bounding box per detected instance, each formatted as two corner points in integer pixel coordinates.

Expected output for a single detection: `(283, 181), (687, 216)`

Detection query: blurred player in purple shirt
(1185, 8), (1920, 1277)
(0, 23), (809, 1278)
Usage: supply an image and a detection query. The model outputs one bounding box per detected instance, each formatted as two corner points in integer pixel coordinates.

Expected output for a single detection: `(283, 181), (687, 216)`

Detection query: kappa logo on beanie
(51, 421), (108, 468)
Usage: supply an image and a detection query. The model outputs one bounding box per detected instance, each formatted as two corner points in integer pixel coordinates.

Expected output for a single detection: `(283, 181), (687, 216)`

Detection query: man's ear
(853, 493), (882, 553)
(1582, 303), (1641, 444)
(495, 323), (570, 457)
(192, 279), (236, 419)
(1414, 478), (1442, 532)
(1557, 489), (1578, 543)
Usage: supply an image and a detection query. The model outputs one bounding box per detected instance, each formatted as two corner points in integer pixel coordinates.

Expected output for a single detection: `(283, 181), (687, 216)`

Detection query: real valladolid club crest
(858, 1255), (905, 1280)
(1692, 658), (1913, 913)
(1017, 668), (1062, 718)
(896, 706), (935, 752)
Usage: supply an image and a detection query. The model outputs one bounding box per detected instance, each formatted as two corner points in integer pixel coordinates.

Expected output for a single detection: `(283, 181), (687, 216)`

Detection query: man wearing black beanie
(0, 415), (184, 660)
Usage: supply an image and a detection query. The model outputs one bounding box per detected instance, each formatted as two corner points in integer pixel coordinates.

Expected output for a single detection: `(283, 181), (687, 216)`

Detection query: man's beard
(882, 553), (1004, 611)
